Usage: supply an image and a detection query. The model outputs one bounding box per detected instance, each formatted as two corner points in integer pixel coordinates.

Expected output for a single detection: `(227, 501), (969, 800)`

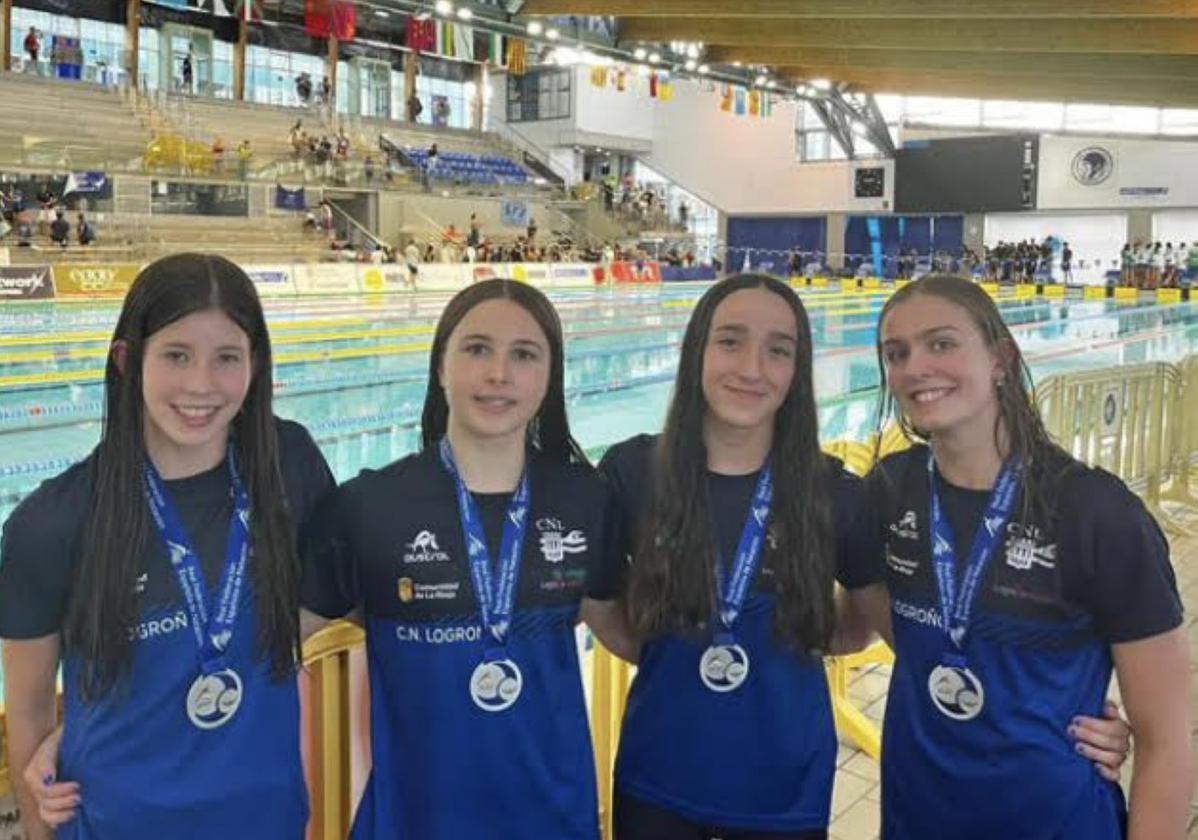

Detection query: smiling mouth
(473, 395), (517, 410)
(910, 387), (954, 405)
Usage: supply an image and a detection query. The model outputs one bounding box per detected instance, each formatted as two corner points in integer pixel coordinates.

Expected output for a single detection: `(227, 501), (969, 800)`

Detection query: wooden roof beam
(708, 47), (1198, 81)
(619, 17), (1198, 55)
(782, 68), (1198, 108)
(522, 0), (1198, 18)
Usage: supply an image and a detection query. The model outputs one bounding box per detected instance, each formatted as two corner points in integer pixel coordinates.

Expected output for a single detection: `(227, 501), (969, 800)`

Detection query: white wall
(984, 212), (1127, 284)
(645, 79), (894, 215)
(1038, 135), (1198, 210)
(1153, 210), (1198, 246)
(572, 66), (654, 143)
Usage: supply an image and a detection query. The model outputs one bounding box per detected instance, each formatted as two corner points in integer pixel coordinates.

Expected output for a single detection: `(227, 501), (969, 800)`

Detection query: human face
(439, 299), (551, 445)
(141, 309), (253, 476)
(701, 287), (798, 436)
(880, 294), (1005, 442)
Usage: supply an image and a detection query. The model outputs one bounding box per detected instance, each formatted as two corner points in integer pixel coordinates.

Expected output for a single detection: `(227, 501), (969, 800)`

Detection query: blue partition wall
(726, 216), (827, 275)
(845, 215), (964, 277)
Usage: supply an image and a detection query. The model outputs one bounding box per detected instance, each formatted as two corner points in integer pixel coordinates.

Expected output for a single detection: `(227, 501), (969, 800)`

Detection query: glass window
(1161, 109), (1198, 136)
(903, 96), (981, 127)
(982, 99), (1063, 131)
(506, 67), (570, 122)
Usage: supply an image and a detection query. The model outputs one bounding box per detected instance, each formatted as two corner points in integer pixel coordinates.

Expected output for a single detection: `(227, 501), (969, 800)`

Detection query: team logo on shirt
(535, 518), (588, 564)
(889, 510), (919, 540)
(402, 530), (451, 564)
(1003, 522), (1057, 571)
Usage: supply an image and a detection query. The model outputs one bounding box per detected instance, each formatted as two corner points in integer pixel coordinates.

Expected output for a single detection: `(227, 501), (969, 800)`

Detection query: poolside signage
(52, 264), (140, 298)
(0, 265), (54, 299)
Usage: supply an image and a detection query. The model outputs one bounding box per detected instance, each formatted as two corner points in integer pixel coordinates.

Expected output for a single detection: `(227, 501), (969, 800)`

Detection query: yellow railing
(301, 621), (366, 840)
(1038, 354), (1198, 535)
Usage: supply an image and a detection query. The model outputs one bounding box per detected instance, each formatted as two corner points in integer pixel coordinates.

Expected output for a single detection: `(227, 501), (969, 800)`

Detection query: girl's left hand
(1070, 700), (1132, 783)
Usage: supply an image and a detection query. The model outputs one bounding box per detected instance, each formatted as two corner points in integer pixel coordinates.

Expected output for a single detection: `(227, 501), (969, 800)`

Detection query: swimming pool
(2, 283), (1198, 527)
(1, 282), (1198, 695)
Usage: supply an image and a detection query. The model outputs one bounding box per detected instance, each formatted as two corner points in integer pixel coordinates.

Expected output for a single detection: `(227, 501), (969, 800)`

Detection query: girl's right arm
(3, 634), (66, 840)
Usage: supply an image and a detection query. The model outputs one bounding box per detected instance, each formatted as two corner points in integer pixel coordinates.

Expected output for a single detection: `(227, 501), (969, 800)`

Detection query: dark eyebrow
(881, 325), (961, 347)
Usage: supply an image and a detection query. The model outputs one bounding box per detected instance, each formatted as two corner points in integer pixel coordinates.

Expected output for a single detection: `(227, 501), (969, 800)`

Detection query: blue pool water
(3, 284), (1198, 528)
(1, 283), (1198, 693)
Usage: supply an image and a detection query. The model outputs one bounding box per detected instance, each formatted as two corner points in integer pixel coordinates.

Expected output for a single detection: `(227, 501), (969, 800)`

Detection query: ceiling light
(698, 64), (709, 74)
(754, 74), (767, 86)
(648, 52), (661, 64)
(456, 7), (472, 19)
(766, 79), (776, 89)
(732, 61), (742, 68)
(526, 21), (543, 35)
(811, 78), (832, 90)
(433, 0), (452, 15)
(633, 47), (647, 60)
(545, 27), (559, 40)
(373, 8), (389, 16)
(686, 44), (700, 59)
(684, 59), (697, 71)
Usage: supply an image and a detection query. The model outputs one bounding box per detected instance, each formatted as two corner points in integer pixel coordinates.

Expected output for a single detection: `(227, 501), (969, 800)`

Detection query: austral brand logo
(403, 530), (451, 564)
(536, 518), (587, 564)
(1071, 147), (1114, 186)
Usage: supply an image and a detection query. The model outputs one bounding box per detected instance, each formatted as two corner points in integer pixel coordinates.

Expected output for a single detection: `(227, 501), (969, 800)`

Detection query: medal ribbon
(439, 438), (530, 653)
(927, 454), (1021, 658)
(143, 446), (251, 676)
(712, 466), (773, 644)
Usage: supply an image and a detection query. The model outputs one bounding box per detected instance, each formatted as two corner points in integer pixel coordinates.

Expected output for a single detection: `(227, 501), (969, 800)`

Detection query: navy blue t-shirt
(858, 444), (1182, 840)
(599, 433), (879, 832)
(301, 446), (624, 840)
(0, 419), (334, 840)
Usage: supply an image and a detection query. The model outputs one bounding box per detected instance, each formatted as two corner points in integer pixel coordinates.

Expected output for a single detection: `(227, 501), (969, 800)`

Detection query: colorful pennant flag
(406, 17), (436, 52)
(506, 38), (527, 75)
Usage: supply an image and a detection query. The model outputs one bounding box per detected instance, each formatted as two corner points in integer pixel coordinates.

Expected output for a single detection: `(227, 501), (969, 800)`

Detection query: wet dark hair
(873, 274), (1069, 514)
(625, 274), (837, 653)
(420, 278), (587, 464)
(65, 253), (300, 698)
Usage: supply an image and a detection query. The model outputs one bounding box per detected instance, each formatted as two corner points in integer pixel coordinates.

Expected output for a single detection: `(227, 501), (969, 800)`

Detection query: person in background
(1060, 242), (1074, 284)
(181, 48), (194, 94)
(76, 214), (95, 247)
(236, 140), (253, 180)
(49, 211), (71, 248)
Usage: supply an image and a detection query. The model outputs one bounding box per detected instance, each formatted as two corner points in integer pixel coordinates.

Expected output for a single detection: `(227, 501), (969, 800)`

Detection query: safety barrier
(1037, 356), (1198, 535)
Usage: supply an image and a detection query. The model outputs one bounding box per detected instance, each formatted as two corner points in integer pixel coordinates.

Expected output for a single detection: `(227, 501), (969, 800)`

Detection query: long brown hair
(624, 274), (837, 654)
(873, 274), (1070, 515)
(66, 254), (301, 698)
(420, 279), (587, 465)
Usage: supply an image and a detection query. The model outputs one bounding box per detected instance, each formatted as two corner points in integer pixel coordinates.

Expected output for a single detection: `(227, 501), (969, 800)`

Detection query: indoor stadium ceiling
(517, 0), (1198, 109)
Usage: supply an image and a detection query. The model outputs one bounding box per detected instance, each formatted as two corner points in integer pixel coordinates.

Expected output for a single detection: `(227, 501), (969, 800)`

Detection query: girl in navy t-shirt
(301, 279), (627, 839)
(1, 254), (334, 839)
(853, 274), (1191, 839)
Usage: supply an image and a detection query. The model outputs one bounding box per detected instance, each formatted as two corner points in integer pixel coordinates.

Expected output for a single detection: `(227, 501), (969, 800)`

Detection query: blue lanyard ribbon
(713, 466), (773, 643)
(439, 438), (531, 653)
(143, 447), (251, 675)
(927, 454), (1021, 657)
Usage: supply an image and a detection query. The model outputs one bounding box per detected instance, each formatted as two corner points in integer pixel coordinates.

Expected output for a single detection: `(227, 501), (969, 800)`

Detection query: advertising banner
(293, 264), (359, 295)
(52, 263), (140, 297)
(243, 265), (297, 297)
(0, 265), (54, 300)
(609, 260), (662, 284)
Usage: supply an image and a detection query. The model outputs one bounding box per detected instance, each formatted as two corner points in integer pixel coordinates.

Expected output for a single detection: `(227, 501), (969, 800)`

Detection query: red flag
(649, 71), (658, 98)
(304, 0), (332, 37)
(406, 17), (436, 52)
(332, 0), (355, 41)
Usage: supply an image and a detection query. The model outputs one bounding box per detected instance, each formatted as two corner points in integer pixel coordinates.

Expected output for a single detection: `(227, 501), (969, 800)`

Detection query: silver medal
(470, 659), (523, 712)
(928, 664), (985, 721)
(186, 668), (243, 730)
(699, 643), (750, 693)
